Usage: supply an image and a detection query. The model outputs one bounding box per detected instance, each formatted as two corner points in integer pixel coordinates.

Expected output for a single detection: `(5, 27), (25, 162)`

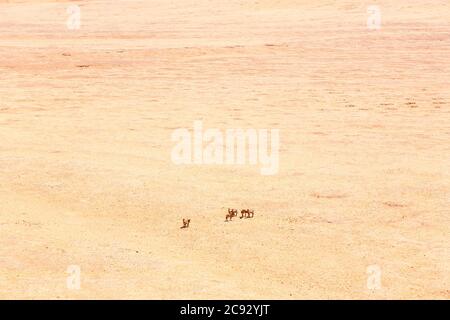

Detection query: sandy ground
(0, 0), (449, 299)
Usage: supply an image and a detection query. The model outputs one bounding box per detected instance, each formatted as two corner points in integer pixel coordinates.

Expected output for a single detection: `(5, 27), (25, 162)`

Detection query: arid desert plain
(0, 0), (449, 299)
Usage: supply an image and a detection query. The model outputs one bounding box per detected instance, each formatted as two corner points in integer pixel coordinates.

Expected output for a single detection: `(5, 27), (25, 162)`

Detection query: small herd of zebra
(180, 208), (255, 229)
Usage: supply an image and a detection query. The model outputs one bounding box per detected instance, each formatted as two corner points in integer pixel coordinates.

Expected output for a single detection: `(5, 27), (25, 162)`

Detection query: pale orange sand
(0, 0), (449, 299)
